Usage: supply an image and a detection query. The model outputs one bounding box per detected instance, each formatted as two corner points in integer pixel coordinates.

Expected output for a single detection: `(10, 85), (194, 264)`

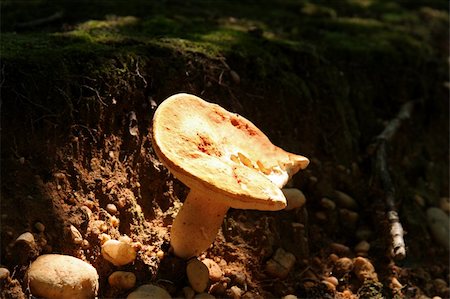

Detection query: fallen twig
(372, 101), (414, 260)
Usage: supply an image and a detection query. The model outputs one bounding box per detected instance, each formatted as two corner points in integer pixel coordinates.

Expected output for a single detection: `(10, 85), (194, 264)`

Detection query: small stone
(353, 257), (378, 282)
(426, 207), (450, 250)
(265, 248), (296, 279)
(81, 239), (90, 249)
(109, 151), (115, 159)
(102, 239), (137, 266)
(334, 191), (358, 210)
(187, 258), (209, 293)
(127, 284), (171, 299)
(227, 285), (243, 299)
(339, 209), (359, 226)
(439, 197), (450, 214)
(414, 194), (426, 207)
(110, 216), (120, 228)
(355, 227), (373, 241)
(202, 258), (222, 282)
(315, 211), (327, 221)
(16, 232), (35, 247)
(34, 222), (45, 232)
(183, 286), (195, 299)
(209, 282), (227, 296)
(333, 257), (353, 277)
(27, 254), (99, 299)
(282, 296), (298, 299)
(355, 241), (370, 253)
(106, 204), (118, 215)
(69, 225), (83, 245)
(282, 188), (306, 211)
(320, 198), (336, 210)
(325, 276), (339, 287)
(108, 271), (136, 290)
(230, 70), (240, 84)
(0, 267), (10, 280)
(330, 243), (351, 256)
(81, 206), (93, 219)
(194, 293), (215, 299)
(321, 279), (336, 291)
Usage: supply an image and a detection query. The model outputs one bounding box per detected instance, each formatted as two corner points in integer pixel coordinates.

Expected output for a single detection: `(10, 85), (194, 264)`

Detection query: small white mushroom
(152, 93), (309, 259)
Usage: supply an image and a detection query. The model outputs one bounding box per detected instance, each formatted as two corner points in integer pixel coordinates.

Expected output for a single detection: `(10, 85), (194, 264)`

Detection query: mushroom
(152, 93), (309, 259)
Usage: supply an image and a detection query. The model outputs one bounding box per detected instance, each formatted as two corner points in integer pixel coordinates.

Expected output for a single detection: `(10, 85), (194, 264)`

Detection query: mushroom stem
(170, 189), (229, 259)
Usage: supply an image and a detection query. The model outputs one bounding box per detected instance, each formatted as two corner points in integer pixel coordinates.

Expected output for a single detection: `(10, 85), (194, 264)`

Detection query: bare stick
(373, 101), (414, 260)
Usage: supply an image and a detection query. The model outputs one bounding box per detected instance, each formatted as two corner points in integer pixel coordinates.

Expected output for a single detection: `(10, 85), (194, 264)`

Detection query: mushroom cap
(152, 93), (309, 211)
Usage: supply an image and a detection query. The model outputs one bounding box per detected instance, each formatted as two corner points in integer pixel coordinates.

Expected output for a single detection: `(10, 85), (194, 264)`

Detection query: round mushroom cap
(152, 93), (309, 210)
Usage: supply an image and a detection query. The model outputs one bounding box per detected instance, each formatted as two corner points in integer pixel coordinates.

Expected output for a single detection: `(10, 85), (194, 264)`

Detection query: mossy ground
(1, 0), (449, 298)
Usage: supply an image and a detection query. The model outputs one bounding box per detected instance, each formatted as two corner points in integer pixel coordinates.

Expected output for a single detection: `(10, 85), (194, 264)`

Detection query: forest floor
(1, 1), (449, 298)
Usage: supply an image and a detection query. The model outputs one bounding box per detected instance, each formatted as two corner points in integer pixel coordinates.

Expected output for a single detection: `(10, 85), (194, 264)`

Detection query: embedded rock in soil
(102, 239), (137, 266)
(108, 271), (136, 290)
(27, 254), (99, 299)
(202, 258), (223, 282)
(426, 207), (450, 250)
(127, 284), (171, 299)
(187, 258), (210, 293)
(265, 248), (296, 279)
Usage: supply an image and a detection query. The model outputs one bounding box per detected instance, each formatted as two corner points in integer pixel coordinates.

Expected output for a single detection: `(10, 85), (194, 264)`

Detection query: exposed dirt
(1, 1), (449, 298)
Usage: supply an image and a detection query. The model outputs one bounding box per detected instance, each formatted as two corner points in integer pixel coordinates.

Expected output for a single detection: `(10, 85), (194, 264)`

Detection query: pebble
(108, 271), (136, 290)
(321, 279), (336, 291)
(110, 216), (120, 228)
(106, 204), (118, 215)
(209, 282), (227, 296)
(230, 70), (240, 84)
(265, 248), (296, 279)
(426, 207), (450, 250)
(194, 293), (216, 299)
(102, 239), (137, 266)
(320, 197), (336, 210)
(182, 286), (195, 299)
(334, 191), (358, 210)
(202, 258), (223, 282)
(353, 257), (378, 282)
(325, 276), (339, 287)
(339, 209), (359, 226)
(34, 222), (45, 232)
(0, 267), (10, 280)
(282, 296), (298, 299)
(333, 257), (353, 277)
(439, 197), (450, 214)
(414, 194), (426, 207)
(282, 188), (307, 210)
(127, 284), (171, 299)
(330, 243), (351, 256)
(70, 225), (83, 245)
(354, 241), (370, 254)
(27, 254), (99, 299)
(16, 232), (36, 247)
(187, 258), (209, 293)
(315, 211), (328, 221)
(227, 285), (243, 299)
(355, 227), (373, 241)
